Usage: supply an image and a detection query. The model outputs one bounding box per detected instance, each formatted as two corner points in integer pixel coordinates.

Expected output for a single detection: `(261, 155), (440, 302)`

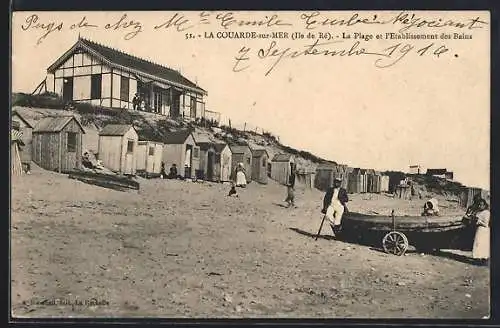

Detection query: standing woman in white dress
(472, 199), (490, 266)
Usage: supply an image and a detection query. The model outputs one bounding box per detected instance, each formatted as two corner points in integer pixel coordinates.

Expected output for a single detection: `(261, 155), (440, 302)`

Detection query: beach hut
(11, 126), (24, 177)
(197, 142), (217, 181)
(12, 110), (34, 169)
(136, 140), (164, 176)
(251, 148), (269, 184)
(98, 124), (138, 175)
(366, 169), (381, 193)
(162, 129), (200, 179)
(214, 143), (232, 182)
(32, 116), (85, 173)
(348, 168), (362, 194)
(229, 145), (253, 182)
(296, 169), (314, 189)
(314, 162), (349, 191)
(270, 153), (295, 185)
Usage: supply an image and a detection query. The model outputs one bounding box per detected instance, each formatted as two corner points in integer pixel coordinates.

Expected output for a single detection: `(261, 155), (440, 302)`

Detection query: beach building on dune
(162, 130), (200, 179)
(32, 116), (85, 173)
(98, 124), (138, 175)
(41, 36), (207, 119)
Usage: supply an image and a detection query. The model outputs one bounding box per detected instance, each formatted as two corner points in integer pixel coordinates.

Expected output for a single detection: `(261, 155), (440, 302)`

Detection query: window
(91, 74), (102, 99)
(193, 148), (199, 158)
(190, 96), (197, 117)
(262, 157), (266, 167)
(149, 146), (155, 156)
(67, 132), (77, 152)
(127, 140), (134, 153)
(247, 157), (251, 164)
(120, 76), (129, 101)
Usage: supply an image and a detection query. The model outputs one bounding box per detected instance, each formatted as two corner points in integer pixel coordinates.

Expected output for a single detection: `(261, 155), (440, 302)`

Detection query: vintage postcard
(10, 11), (490, 318)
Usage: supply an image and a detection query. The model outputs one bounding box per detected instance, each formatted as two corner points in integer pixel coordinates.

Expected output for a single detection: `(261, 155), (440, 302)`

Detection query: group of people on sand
(319, 178), (490, 266)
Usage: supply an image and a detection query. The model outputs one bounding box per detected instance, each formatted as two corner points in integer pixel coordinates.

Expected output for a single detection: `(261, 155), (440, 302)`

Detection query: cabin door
(124, 139), (135, 175)
(185, 145), (192, 178)
(63, 77), (73, 103)
(207, 151), (214, 181)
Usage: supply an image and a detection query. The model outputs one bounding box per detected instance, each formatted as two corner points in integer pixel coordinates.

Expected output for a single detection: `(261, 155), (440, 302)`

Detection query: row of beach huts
(314, 163), (391, 194)
(11, 111), (301, 186)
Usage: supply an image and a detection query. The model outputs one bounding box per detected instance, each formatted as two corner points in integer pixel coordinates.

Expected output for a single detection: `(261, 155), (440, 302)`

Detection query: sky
(11, 11), (490, 189)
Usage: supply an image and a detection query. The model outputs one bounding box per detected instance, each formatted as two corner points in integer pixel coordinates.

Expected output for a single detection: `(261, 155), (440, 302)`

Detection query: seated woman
(82, 152), (96, 170)
(167, 164), (178, 179)
(422, 198), (439, 216)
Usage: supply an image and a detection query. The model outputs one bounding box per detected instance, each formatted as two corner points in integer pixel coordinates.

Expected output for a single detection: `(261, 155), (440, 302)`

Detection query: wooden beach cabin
(229, 145), (253, 183)
(251, 148), (269, 184)
(162, 130), (200, 179)
(12, 110), (34, 168)
(197, 142), (217, 181)
(136, 140), (164, 176)
(32, 116), (85, 173)
(11, 123), (24, 177)
(98, 124), (138, 175)
(314, 162), (349, 191)
(214, 143), (232, 182)
(270, 153), (295, 185)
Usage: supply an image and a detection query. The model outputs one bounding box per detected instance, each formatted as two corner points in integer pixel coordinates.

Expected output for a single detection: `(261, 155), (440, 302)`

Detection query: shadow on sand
(272, 202), (290, 209)
(288, 227), (336, 241)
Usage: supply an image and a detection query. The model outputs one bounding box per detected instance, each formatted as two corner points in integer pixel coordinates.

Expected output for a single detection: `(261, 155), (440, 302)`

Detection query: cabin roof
(272, 153), (293, 162)
(47, 38), (206, 95)
(213, 143), (228, 153)
(99, 124), (135, 136)
(229, 145), (251, 154)
(33, 116), (85, 133)
(164, 129), (193, 144)
(197, 142), (216, 151)
(252, 148), (269, 158)
(12, 110), (35, 128)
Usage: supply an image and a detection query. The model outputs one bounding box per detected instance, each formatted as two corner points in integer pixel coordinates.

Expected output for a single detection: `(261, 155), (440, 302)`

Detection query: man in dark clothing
(322, 178), (349, 235)
(284, 165), (296, 208)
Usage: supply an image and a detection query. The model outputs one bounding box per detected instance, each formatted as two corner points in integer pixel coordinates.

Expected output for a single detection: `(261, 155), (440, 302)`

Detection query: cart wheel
(382, 231), (409, 256)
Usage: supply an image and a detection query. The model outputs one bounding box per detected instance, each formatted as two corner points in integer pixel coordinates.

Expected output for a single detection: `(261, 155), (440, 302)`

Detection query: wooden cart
(340, 210), (475, 256)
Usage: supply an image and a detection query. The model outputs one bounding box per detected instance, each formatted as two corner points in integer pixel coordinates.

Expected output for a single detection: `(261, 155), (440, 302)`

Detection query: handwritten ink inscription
(234, 40), (450, 76)
(17, 11), (486, 74)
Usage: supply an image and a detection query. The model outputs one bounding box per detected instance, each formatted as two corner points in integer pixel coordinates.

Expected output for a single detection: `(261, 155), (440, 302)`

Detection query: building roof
(272, 153), (293, 162)
(33, 116), (85, 133)
(47, 38), (206, 95)
(252, 148), (269, 158)
(214, 143), (229, 153)
(197, 142), (216, 151)
(12, 110), (35, 128)
(426, 169), (448, 175)
(99, 124), (135, 136)
(164, 129), (193, 144)
(229, 145), (251, 154)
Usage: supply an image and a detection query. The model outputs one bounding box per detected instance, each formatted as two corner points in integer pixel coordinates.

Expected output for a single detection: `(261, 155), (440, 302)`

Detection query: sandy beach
(11, 166), (489, 318)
